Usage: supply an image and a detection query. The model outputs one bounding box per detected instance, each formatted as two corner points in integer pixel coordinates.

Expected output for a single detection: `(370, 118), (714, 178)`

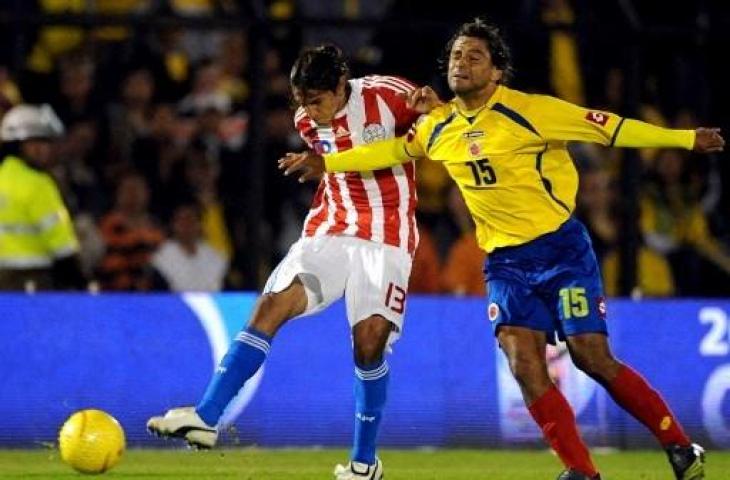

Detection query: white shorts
(263, 236), (412, 344)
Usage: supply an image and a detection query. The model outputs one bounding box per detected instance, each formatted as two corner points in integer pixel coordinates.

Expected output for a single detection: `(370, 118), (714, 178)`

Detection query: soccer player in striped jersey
(148, 44), (425, 480)
(280, 19), (724, 480)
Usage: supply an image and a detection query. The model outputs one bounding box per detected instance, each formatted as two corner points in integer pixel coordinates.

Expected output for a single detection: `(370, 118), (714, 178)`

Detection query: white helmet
(0, 104), (65, 142)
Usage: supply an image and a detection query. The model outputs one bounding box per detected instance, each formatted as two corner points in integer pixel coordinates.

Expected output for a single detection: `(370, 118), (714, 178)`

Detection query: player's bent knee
(571, 350), (620, 380)
(353, 316), (392, 366)
(250, 287), (305, 335)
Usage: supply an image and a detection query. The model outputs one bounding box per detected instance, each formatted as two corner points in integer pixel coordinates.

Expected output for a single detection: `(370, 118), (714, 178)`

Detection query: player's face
(448, 36), (503, 95)
(293, 78), (347, 125)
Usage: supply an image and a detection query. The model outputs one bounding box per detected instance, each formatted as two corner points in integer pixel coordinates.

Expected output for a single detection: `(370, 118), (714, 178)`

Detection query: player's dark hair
(441, 17), (514, 84)
(290, 44), (350, 95)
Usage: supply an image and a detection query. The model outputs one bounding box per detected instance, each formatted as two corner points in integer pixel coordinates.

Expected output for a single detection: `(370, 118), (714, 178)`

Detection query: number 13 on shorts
(385, 282), (406, 314)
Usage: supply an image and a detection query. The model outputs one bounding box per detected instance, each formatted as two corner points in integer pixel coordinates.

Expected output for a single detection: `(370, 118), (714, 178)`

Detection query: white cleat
(333, 458), (384, 480)
(146, 406), (218, 449)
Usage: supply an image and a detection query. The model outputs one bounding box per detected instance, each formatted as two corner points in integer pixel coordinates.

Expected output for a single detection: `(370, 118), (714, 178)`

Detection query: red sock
(607, 365), (690, 447)
(528, 386), (598, 477)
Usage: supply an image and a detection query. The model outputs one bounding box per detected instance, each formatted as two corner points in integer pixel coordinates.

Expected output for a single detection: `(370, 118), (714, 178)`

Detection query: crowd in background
(1, 0), (728, 296)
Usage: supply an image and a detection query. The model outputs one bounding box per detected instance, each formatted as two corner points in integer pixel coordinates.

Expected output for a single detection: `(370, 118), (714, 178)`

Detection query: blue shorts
(484, 218), (608, 344)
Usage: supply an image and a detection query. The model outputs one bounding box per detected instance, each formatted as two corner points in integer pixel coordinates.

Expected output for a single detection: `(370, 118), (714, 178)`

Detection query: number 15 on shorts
(559, 287), (588, 319)
(385, 282), (406, 314)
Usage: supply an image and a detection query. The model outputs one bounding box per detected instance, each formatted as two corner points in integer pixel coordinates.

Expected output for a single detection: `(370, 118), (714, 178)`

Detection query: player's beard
(449, 77), (491, 98)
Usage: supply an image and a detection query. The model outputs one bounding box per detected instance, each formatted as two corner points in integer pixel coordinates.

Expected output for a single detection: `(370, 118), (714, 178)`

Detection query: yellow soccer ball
(58, 409), (126, 474)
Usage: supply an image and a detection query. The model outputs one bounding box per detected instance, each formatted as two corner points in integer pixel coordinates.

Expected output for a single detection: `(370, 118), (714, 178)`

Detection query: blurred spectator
(178, 59), (231, 117)
(25, 1), (85, 77)
(0, 104), (86, 290)
(166, 0), (234, 63)
(152, 203), (228, 291)
(53, 55), (103, 126)
(55, 120), (106, 216)
(0, 67), (22, 114)
(408, 226), (441, 294)
(440, 186), (485, 296)
(602, 245), (676, 297)
(542, 0), (585, 104)
(641, 149), (730, 294)
(182, 147), (233, 259)
(97, 172), (164, 290)
(217, 31), (250, 103)
(576, 164), (676, 297)
(130, 103), (186, 217)
(107, 68), (156, 168)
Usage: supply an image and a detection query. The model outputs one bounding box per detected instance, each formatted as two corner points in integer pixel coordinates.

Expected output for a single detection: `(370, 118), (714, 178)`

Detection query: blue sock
(195, 327), (272, 427)
(351, 359), (389, 465)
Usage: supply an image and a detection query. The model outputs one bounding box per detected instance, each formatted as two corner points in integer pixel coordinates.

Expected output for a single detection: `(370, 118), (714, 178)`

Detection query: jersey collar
(452, 85), (505, 124)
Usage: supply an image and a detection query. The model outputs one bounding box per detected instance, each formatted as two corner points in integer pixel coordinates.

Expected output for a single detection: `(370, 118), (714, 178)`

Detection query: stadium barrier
(1, 293), (728, 449)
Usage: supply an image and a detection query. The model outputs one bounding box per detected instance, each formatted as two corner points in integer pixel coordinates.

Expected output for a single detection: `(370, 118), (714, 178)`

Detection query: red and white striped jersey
(294, 75), (421, 254)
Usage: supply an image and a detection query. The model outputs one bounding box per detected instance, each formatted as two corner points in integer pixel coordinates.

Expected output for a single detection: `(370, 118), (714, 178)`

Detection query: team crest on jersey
(313, 140), (333, 154)
(488, 303), (500, 322)
(585, 111), (609, 126)
(362, 123), (387, 144)
(469, 141), (482, 157)
(597, 296), (607, 319)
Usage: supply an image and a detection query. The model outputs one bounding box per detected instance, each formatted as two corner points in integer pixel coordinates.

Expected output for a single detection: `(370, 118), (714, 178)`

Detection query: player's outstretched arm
(279, 135), (414, 182)
(613, 119), (724, 152)
(527, 95), (725, 153)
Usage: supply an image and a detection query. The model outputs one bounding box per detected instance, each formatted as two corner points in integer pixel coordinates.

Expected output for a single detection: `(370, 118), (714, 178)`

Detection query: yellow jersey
(324, 85), (695, 252)
(0, 155), (79, 268)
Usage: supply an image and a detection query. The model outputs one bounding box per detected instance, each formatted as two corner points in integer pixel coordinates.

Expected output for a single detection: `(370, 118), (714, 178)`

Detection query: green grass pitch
(2, 448), (728, 479)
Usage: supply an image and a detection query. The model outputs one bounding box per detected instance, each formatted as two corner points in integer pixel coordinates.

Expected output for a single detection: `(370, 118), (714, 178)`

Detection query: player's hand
(278, 152), (325, 183)
(693, 128), (725, 153)
(404, 86), (442, 114)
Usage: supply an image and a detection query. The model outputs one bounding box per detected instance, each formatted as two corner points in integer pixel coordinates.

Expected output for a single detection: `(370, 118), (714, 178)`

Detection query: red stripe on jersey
(331, 114), (375, 239)
(325, 116), (353, 236)
(362, 87), (382, 125)
(304, 181), (328, 236)
(300, 115), (329, 236)
(374, 169), (401, 246)
(346, 173), (372, 239)
(326, 173), (348, 235)
(403, 161), (418, 254)
(296, 117), (318, 148)
(331, 115), (353, 150)
(372, 82), (420, 135)
(386, 76), (417, 91)
(364, 84), (402, 247)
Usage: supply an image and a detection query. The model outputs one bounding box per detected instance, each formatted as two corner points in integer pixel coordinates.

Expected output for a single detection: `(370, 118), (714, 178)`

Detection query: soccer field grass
(2, 448), (728, 479)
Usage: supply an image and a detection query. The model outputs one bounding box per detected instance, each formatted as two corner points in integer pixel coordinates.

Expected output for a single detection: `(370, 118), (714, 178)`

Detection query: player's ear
(491, 68), (503, 83)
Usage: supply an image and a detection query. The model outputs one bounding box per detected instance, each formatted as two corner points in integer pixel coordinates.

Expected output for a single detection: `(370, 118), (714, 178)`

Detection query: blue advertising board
(0, 294), (728, 449)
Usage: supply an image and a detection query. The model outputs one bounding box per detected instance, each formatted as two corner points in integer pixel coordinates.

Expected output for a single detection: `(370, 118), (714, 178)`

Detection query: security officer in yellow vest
(0, 104), (86, 290)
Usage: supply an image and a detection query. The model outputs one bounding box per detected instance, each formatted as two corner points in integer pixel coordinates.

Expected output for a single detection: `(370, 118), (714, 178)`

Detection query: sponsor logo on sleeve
(585, 111), (609, 126)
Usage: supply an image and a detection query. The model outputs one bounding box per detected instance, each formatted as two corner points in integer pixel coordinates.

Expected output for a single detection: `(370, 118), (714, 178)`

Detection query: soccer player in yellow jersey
(281, 18), (725, 480)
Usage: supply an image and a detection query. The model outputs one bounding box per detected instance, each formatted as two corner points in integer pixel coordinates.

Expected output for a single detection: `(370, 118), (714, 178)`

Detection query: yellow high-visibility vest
(0, 155), (78, 268)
